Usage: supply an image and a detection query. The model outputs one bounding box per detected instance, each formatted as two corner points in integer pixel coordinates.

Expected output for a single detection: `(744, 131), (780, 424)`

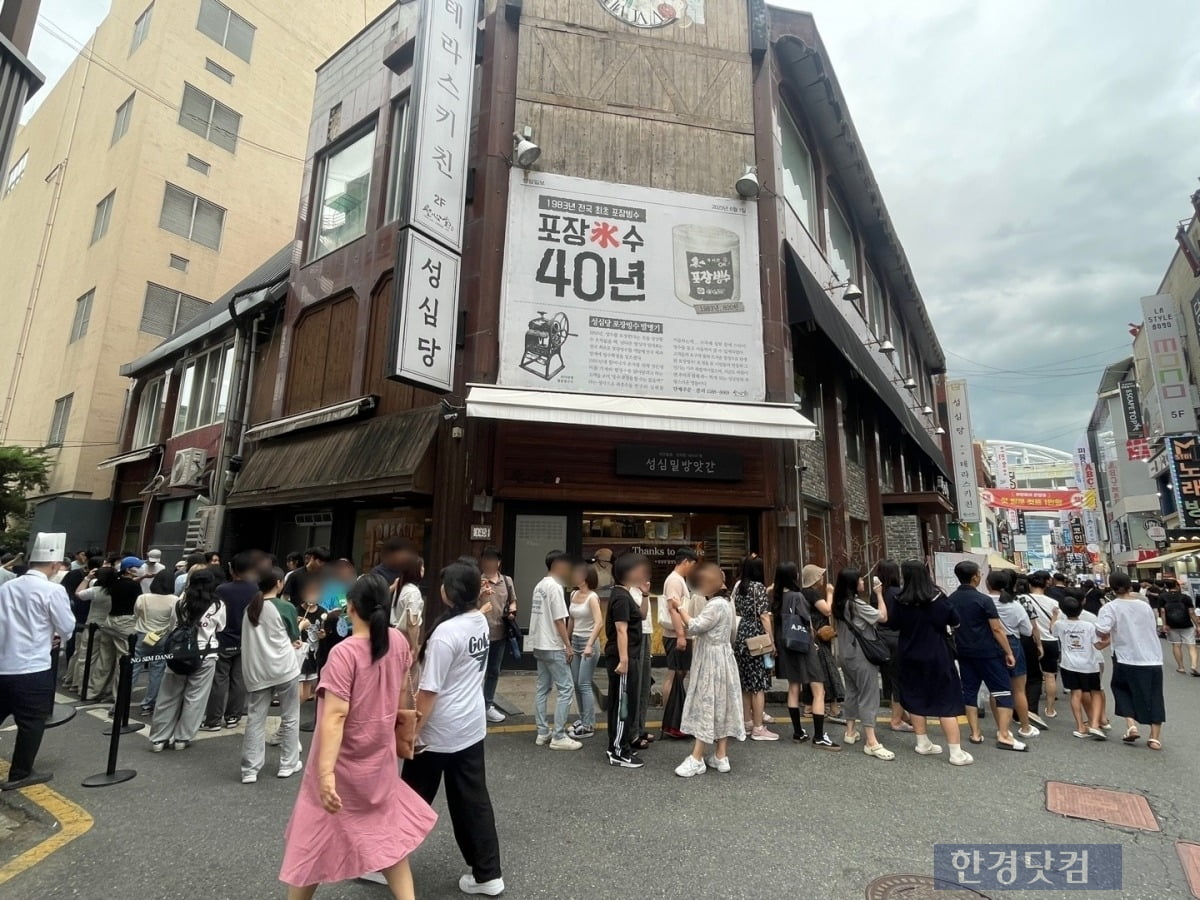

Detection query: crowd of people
(0, 529), (1183, 897)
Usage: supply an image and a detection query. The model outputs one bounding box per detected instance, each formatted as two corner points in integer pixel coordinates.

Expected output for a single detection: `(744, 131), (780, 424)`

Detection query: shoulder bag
(781, 592), (813, 653)
(847, 615), (891, 666)
(394, 670), (421, 760)
(745, 633), (774, 657)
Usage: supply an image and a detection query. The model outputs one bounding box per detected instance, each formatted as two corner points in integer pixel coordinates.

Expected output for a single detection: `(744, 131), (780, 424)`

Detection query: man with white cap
(139, 549), (166, 592)
(0, 533), (75, 789)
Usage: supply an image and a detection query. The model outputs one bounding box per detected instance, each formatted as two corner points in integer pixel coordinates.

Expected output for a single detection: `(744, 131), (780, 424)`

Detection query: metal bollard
(45, 645), (77, 729)
(82, 651), (137, 787)
(103, 634), (145, 736)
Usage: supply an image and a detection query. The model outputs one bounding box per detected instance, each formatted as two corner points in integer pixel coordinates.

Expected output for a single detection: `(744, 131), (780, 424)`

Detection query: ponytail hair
(419, 562), (481, 664)
(247, 567), (285, 628)
(348, 573), (392, 663)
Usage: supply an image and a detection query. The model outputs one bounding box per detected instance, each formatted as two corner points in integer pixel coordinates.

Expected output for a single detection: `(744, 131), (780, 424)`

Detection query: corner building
(227, 1), (951, 624)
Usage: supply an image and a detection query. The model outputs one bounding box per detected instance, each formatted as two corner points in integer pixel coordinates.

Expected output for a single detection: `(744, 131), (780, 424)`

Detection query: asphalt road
(3, 663), (1200, 900)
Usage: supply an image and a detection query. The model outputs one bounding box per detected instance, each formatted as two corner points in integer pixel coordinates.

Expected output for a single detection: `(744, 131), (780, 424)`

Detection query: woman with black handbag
(831, 568), (894, 760)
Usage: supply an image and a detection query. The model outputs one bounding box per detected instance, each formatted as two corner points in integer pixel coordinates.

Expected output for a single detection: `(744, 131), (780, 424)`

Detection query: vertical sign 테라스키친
(391, 230), (461, 392)
(389, 0), (477, 392)
(945, 379), (980, 522)
(1167, 435), (1200, 531)
(497, 172), (764, 401)
(1140, 294), (1197, 435)
(398, 0), (476, 253)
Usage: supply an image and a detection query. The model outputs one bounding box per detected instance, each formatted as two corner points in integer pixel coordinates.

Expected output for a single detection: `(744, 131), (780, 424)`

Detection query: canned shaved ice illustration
(672, 224), (743, 314)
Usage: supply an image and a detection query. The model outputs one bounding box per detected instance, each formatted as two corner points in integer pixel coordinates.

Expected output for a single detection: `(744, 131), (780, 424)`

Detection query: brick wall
(885, 514), (922, 560)
(846, 460), (868, 520)
(800, 438), (827, 502)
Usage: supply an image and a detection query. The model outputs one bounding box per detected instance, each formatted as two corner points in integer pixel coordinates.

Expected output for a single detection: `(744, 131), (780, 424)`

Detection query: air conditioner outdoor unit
(169, 448), (207, 487)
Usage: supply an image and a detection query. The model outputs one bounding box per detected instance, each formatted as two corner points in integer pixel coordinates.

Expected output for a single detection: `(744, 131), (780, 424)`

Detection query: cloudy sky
(26, 1), (1200, 452)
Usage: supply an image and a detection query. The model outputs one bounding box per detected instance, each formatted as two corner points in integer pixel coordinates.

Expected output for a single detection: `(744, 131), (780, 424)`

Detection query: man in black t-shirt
(1159, 578), (1198, 675)
(201, 551), (262, 730)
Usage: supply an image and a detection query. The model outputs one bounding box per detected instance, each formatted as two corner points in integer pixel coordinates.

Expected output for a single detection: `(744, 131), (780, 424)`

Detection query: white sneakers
(459, 874), (505, 895)
(278, 760), (303, 778)
(674, 756), (706, 778)
(704, 755), (731, 773)
(486, 706), (506, 724)
(548, 736), (582, 751)
(534, 733), (551, 746)
(949, 749), (974, 766)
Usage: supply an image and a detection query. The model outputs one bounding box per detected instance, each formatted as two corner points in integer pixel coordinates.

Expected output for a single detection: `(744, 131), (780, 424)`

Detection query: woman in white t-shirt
(567, 564), (603, 739)
(391, 558), (425, 651)
(401, 562), (504, 897)
(1095, 573), (1165, 749)
(149, 569), (226, 752)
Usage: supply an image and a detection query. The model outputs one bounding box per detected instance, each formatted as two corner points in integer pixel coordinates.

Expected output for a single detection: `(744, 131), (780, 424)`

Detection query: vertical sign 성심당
(945, 379), (980, 522)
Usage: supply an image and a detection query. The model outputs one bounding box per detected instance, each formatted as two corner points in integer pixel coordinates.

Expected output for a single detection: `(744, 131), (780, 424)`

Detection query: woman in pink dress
(280, 573), (436, 899)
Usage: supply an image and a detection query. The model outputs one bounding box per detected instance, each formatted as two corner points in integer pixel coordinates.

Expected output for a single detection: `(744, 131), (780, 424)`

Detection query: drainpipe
(209, 278), (280, 551)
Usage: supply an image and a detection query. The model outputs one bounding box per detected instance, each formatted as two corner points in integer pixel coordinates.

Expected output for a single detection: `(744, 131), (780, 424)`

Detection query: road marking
(0, 763), (94, 886)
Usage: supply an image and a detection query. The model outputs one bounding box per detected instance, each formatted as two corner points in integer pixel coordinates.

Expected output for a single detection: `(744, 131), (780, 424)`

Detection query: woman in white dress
(670, 561), (746, 776)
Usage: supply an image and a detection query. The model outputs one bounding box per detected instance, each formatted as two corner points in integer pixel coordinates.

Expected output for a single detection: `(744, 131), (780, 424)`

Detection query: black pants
(1021, 634), (1043, 712)
(0, 669), (55, 780)
(402, 739), (502, 882)
(605, 650), (641, 756)
(203, 649), (244, 725)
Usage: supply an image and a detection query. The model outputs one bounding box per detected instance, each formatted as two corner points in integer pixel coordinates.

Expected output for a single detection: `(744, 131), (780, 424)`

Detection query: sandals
(1122, 727), (1140, 744)
(995, 739), (1028, 752)
(968, 735), (985, 745)
(632, 737), (652, 750)
(1148, 738), (1162, 751)
(889, 722), (915, 733)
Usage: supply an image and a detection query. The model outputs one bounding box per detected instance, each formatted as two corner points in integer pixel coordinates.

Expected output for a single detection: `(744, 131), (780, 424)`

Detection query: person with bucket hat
(0, 533), (75, 789)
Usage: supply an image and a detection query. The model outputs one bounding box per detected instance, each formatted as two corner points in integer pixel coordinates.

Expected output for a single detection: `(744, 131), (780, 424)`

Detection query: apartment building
(0, 0), (389, 549)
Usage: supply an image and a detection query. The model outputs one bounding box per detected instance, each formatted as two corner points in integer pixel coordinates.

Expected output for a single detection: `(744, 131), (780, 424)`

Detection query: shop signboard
(1119, 380), (1144, 438)
(498, 171), (764, 402)
(615, 445), (743, 481)
(390, 229), (460, 392)
(1166, 435), (1200, 531)
(397, 0), (477, 252)
(944, 379), (980, 522)
(596, 0), (706, 28)
(978, 488), (1083, 512)
(1140, 294), (1196, 435)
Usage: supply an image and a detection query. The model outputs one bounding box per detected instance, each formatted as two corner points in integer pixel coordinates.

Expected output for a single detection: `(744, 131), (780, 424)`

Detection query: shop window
(122, 504), (143, 554)
(581, 511), (749, 589)
(309, 127), (375, 260)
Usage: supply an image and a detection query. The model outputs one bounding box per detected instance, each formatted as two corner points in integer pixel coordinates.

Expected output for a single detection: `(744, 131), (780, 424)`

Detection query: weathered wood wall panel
(525, 1), (749, 53)
(284, 294), (358, 414)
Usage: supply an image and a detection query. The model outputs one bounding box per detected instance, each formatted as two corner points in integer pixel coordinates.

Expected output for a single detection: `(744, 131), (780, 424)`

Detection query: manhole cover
(865, 874), (992, 899)
(1176, 842), (1200, 899)
(1046, 782), (1160, 831)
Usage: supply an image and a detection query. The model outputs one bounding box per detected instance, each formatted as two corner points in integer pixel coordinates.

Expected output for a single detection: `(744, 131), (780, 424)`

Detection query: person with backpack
(1158, 577), (1198, 676)
(148, 569), (226, 752)
(478, 548), (516, 724)
(241, 568), (303, 784)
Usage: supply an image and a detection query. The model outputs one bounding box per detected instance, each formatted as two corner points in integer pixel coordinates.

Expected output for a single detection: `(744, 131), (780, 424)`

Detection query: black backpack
(1163, 593), (1193, 629)
(163, 600), (203, 675)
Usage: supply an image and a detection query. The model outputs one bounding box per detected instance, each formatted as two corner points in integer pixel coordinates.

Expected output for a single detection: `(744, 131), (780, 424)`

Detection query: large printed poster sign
(1167, 435), (1200, 531)
(499, 172), (764, 402)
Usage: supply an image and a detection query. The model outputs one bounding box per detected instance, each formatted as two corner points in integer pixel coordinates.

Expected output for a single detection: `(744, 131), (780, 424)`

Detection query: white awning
(96, 446), (160, 470)
(244, 396), (376, 442)
(465, 385), (817, 441)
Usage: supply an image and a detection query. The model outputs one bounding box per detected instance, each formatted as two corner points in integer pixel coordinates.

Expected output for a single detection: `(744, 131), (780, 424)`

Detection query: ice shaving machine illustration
(518, 310), (574, 381)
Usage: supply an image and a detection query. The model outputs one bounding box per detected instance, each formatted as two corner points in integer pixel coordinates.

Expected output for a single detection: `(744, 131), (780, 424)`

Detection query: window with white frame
(865, 265), (887, 339)
(159, 183), (225, 249)
(132, 376), (166, 447)
(310, 127), (375, 260)
(130, 3), (153, 54)
(48, 394), (73, 446)
(4, 150), (27, 196)
(174, 343), (234, 434)
(112, 94), (135, 145)
(139, 283), (209, 338)
(91, 191), (115, 244)
(780, 108), (817, 235)
(70, 290), (94, 343)
(385, 97), (410, 223)
(826, 194), (859, 302)
(197, 0), (255, 62)
(179, 84), (241, 152)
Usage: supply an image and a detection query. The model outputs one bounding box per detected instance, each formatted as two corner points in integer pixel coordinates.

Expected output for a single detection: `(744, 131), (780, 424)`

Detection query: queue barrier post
(78, 622), (98, 702)
(45, 644), (77, 729)
(102, 634), (145, 736)
(82, 650), (137, 787)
